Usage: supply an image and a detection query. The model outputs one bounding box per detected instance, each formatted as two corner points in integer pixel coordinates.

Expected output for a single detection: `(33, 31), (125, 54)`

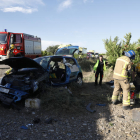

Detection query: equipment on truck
(58, 44), (72, 49)
(79, 47), (87, 58)
(87, 50), (95, 58)
(0, 30), (41, 61)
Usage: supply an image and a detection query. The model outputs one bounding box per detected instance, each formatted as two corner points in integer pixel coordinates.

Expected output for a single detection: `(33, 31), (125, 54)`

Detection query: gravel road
(0, 72), (140, 140)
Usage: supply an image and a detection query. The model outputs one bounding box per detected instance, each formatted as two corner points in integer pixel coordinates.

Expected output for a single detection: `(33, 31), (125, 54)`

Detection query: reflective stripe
(123, 92), (130, 105)
(117, 58), (129, 64)
(114, 72), (128, 78)
(123, 100), (130, 105)
(128, 92), (130, 100)
(122, 63), (127, 76)
(112, 95), (118, 100)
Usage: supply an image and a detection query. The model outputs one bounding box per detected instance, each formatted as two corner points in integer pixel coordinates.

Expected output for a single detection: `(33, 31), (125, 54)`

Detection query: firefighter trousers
(95, 71), (103, 85)
(112, 79), (130, 107)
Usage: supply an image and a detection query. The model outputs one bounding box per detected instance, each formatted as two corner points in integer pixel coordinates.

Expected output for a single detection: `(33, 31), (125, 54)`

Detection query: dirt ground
(0, 70), (140, 140)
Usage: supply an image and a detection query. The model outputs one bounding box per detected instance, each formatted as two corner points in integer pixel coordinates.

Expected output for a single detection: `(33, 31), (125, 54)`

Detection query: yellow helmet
(10, 44), (15, 50)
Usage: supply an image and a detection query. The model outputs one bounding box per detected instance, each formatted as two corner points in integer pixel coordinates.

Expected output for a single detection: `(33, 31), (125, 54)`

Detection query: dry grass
(38, 58), (113, 112)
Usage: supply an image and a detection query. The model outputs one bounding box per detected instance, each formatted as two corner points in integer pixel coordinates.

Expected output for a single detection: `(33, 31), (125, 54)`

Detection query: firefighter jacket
(93, 60), (106, 71)
(113, 56), (131, 80)
(7, 49), (14, 58)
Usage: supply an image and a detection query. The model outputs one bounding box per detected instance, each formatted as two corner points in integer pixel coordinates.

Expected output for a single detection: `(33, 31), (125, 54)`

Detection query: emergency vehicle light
(4, 29), (7, 32)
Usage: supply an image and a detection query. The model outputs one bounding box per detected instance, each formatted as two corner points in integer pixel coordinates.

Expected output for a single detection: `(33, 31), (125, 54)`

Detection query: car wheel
(76, 75), (83, 86)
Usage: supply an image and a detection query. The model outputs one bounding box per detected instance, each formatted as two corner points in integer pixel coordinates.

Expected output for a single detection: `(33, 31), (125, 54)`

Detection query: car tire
(76, 75), (83, 86)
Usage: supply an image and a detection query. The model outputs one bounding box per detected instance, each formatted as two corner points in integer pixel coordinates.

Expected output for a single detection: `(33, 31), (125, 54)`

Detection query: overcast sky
(0, 0), (140, 53)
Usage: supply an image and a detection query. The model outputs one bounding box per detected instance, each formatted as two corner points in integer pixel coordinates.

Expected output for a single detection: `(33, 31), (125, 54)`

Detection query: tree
(42, 45), (59, 56)
(46, 45), (59, 55)
(103, 33), (140, 69)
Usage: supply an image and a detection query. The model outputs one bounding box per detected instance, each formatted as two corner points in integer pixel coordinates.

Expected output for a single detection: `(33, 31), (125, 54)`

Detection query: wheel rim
(77, 77), (83, 85)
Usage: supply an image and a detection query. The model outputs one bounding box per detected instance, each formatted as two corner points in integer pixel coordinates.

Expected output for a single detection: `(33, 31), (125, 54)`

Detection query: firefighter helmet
(124, 50), (135, 59)
(10, 44), (15, 50)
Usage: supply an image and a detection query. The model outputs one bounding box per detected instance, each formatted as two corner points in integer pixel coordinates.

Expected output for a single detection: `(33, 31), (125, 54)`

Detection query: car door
(65, 58), (79, 82)
(55, 46), (79, 57)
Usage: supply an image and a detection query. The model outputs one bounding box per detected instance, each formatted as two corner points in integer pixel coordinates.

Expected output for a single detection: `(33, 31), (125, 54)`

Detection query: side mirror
(10, 36), (14, 44)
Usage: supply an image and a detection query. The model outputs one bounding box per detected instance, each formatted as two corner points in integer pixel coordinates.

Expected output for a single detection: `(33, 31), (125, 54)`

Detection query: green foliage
(41, 45), (59, 56)
(103, 33), (140, 68)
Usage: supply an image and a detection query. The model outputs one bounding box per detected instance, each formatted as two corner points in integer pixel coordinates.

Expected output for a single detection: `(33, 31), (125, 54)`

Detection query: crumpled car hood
(0, 57), (43, 69)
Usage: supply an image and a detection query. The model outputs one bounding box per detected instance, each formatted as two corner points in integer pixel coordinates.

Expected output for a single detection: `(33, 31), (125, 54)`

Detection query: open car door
(55, 46), (79, 57)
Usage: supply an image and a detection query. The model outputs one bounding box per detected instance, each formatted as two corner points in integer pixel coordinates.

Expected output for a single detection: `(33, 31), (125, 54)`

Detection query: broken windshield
(34, 57), (50, 69)
(0, 34), (7, 44)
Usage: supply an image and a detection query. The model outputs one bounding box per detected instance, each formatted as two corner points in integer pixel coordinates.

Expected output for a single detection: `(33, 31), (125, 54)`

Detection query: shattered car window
(65, 58), (76, 65)
(34, 57), (50, 69)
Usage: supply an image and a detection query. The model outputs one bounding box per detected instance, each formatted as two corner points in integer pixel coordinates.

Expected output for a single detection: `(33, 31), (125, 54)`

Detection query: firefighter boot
(123, 106), (131, 110)
(112, 100), (118, 105)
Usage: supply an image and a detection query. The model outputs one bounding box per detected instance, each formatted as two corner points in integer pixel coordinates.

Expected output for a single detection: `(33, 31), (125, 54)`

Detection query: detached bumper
(0, 84), (29, 105)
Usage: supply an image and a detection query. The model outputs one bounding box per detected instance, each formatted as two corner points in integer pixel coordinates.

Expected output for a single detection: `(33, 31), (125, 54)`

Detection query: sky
(0, 0), (140, 53)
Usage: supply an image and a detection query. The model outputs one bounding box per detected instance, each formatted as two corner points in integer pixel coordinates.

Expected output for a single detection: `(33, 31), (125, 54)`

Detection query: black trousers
(95, 71), (103, 85)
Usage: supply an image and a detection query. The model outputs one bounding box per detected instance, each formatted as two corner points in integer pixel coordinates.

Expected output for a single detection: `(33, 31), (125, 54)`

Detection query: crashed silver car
(0, 56), (83, 105)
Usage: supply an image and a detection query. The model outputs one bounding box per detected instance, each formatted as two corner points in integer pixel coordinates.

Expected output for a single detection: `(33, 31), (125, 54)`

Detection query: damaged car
(0, 56), (83, 105)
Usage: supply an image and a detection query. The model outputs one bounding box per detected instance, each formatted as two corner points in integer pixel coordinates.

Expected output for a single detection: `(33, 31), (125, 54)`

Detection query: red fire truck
(0, 30), (42, 61)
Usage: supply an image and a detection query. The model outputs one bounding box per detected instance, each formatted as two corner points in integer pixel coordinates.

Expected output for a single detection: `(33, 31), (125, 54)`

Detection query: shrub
(103, 33), (140, 69)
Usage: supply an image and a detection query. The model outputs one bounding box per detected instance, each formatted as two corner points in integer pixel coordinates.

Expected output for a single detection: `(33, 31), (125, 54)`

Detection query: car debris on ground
(25, 98), (41, 109)
(45, 118), (57, 124)
(86, 103), (96, 113)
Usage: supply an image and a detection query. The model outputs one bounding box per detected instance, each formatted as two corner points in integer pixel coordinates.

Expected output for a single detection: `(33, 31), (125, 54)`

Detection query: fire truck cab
(0, 30), (41, 61)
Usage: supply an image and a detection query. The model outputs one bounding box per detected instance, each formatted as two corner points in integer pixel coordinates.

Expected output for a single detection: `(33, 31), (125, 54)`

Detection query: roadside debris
(33, 118), (40, 124)
(107, 80), (114, 85)
(86, 103), (96, 113)
(45, 118), (57, 124)
(110, 85), (114, 88)
(96, 104), (106, 106)
(26, 124), (33, 128)
(25, 98), (41, 109)
(65, 86), (72, 94)
(117, 115), (125, 119)
(20, 126), (28, 130)
(32, 112), (36, 115)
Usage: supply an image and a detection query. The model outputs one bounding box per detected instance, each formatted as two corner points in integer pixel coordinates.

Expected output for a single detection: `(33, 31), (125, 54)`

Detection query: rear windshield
(55, 48), (76, 55)
(95, 53), (99, 55)
(0, 34), (7, 44)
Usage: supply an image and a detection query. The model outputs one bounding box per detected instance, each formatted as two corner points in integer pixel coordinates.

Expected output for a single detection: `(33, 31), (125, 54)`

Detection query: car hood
(0, 57), (44, 69)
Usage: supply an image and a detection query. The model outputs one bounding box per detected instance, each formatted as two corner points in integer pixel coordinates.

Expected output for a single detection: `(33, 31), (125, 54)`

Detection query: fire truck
(0, 30), (42, 61)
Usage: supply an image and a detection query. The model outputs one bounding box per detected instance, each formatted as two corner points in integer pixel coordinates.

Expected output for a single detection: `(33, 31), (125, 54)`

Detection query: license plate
(0, 87), (9, 94)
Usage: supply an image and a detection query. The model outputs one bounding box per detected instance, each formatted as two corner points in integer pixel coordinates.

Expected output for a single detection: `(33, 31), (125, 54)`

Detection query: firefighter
(112, 50), (135, 110)
(93, 55), (107, 86)
(5, 44), (15, 75)
(132, 62), (140, 101)
(7, 44), (15, 58)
